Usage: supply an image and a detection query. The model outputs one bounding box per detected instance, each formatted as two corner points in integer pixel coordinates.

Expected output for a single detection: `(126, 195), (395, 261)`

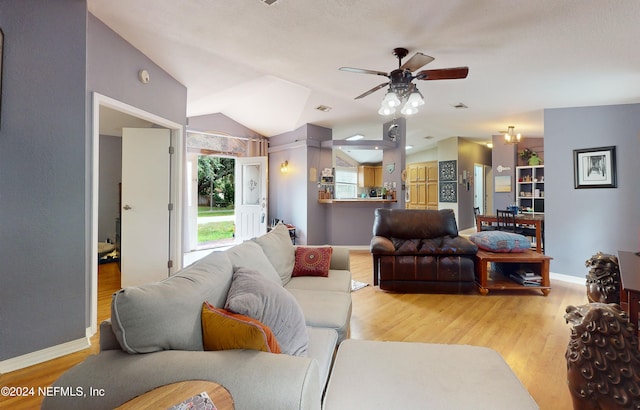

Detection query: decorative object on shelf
(503, 126), (522, 144)
(573, 146), (617, 189)
(280, 160), (289, 173)
(519, 148), (543, 165)
(338, 47), (468, 117)
(565, 303), (640, 410)
(438, 160), (457, 181)
(585, 252), (620, 304)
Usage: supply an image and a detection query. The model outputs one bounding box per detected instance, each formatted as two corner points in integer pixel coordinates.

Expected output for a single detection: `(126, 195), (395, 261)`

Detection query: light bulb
(382, 92), (401, 108)
(406, 92), (424, 108)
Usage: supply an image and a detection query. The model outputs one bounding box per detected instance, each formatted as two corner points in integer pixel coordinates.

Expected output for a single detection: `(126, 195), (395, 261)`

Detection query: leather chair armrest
(370, 236), (395, 253)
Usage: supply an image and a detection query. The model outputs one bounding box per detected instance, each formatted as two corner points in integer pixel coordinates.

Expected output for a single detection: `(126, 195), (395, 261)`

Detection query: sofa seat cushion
(386, 236), (478, 255)
(225, 267), (309, 357)
(469, 231), (530, 253)
(372, 236), (478, 256)
(287, 288), (352, 343)
(110, 251), (233, 354)
(285, 269), (351, 293)
(306, 327), (339, 389)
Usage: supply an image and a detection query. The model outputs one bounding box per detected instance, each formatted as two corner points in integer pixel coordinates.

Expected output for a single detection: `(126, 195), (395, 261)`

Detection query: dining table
(475, 213), (545, 253)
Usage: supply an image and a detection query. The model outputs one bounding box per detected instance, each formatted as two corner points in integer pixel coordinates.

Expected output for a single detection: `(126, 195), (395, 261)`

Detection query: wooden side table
(116, 380), (234, 409)
(474, 249), (552, 295)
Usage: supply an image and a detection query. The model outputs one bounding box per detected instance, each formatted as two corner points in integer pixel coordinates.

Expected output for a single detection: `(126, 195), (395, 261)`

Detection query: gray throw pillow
(226, 241), (282, 285)
(252, 223), (295, 285)
(225, 267), (309, 356)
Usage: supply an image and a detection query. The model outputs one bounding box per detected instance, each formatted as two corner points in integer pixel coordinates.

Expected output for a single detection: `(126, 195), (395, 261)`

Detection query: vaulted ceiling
(88, 0), (640, 153)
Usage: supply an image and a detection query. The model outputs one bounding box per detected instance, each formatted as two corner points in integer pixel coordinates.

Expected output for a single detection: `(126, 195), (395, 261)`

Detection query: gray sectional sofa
(42, 224), (352, 410)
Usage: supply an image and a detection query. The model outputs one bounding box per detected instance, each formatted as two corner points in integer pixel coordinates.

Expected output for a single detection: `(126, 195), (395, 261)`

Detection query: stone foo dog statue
(565, 303), (640, 409)
(585, 252), (620, 304)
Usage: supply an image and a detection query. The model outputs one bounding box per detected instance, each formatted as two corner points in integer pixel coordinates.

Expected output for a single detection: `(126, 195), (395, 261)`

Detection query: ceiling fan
(339, 47), (469, 115)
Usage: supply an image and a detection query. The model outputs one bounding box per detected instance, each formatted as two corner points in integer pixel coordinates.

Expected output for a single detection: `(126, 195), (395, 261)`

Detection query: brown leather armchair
(370, 208), (478, 292)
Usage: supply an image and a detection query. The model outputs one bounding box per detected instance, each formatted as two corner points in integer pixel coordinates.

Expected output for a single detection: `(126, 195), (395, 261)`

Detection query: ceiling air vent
(261, 0), (279, 5)
(452, 102), (468, 109)
(315, 105), (332, 112)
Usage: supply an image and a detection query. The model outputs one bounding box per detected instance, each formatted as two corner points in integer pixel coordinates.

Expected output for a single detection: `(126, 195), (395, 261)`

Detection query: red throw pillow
(292, 247), (333, 277)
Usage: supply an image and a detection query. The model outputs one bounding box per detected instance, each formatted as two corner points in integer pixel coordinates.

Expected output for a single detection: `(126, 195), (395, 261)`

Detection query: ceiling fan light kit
(339, 47), (468, 117)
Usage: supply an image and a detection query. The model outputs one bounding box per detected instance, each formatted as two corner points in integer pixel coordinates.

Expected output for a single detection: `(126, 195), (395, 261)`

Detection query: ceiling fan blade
(400, 52), (434, 72)
(339, 67), (389, 77)
(354, 82), (389, 99)
(416, 67), (469, 80)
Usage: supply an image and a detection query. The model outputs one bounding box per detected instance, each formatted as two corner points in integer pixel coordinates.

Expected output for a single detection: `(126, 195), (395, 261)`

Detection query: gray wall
(545, 103), (640, 277)
(457, 139), (492, 229)
(0, 3), (187, 363)
(0, 0), (88, 360)
(268, 124), (332, 245)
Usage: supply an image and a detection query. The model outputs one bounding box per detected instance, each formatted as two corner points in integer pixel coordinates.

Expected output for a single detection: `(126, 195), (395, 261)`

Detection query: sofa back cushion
(111, 250), (233, 354)
(226, 241), (282, 285)
(373, 208), (459, 239)
(252, 223), (295, 285)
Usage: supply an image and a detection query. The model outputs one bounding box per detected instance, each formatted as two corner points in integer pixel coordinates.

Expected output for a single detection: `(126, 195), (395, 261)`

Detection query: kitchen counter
(318, 198), (397, 204)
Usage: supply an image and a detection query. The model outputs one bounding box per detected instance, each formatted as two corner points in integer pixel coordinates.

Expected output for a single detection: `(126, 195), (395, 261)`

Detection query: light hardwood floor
(1, 251), (585, 409)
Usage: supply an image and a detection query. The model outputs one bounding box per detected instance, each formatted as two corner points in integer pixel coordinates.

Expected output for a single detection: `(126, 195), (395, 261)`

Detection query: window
(334, 167), (357, 199)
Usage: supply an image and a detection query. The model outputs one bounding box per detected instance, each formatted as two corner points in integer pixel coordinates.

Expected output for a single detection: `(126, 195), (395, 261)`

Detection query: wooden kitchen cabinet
(358, 165), (383, 187)
(406, 161), (438, 210)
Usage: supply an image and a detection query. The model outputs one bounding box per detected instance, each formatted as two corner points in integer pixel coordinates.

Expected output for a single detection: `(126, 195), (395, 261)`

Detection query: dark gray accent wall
(0, 0), (88, 360)
(545, 103), (640, 277)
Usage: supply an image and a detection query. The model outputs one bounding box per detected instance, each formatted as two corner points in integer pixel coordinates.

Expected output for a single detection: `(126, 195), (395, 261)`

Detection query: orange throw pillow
(292, 246), (333, 277)
(201, 302), (281, 353)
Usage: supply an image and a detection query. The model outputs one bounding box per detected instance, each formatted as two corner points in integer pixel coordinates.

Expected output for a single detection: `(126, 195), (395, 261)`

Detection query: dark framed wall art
(573, 146), (617, 189)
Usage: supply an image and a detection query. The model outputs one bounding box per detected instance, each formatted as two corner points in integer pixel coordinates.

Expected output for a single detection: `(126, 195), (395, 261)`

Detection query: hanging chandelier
(504, 126), (522, 144)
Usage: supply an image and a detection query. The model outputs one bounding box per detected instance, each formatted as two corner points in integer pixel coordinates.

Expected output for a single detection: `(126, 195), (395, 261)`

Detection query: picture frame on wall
(573, 146), (617, 189)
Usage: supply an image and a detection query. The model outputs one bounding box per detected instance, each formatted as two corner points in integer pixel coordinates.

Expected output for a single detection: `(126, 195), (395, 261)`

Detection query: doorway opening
(196, 155), (236, 249)
(91, 92), (183, 334)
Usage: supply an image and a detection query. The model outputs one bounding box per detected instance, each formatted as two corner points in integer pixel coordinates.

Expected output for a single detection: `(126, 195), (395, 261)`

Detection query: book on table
(510, 270), (543, 286)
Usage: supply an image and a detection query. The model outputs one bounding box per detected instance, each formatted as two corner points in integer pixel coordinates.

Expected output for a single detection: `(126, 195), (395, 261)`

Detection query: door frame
(90, 92), (184, 334)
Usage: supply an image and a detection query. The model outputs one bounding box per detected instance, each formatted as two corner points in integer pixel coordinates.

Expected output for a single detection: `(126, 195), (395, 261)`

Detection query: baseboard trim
(0, 334), (91, 374)
(550, 271), (584, 285)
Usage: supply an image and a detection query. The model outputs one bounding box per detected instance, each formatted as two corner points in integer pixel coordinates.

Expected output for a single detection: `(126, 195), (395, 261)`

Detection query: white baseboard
(0, 334), (91, 374)
(550, 271), (585, 285)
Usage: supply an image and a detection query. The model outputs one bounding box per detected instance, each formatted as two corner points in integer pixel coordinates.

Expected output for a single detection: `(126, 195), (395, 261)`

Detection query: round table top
(115, 380), (234, 409)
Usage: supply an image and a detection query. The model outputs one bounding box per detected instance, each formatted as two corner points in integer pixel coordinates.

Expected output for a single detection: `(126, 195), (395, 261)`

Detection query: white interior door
(121, 127), (171, 287)
(235, 156), (267, 241)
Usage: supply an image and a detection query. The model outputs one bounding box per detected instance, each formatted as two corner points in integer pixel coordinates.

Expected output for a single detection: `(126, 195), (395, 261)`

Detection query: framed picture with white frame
(573, 146), (617, 189)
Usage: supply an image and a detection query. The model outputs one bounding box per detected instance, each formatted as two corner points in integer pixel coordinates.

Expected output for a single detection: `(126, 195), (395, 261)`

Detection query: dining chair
(474, 207), (497, 231)
(496, 209), (538, 247)
(496, 209), (518, 232)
